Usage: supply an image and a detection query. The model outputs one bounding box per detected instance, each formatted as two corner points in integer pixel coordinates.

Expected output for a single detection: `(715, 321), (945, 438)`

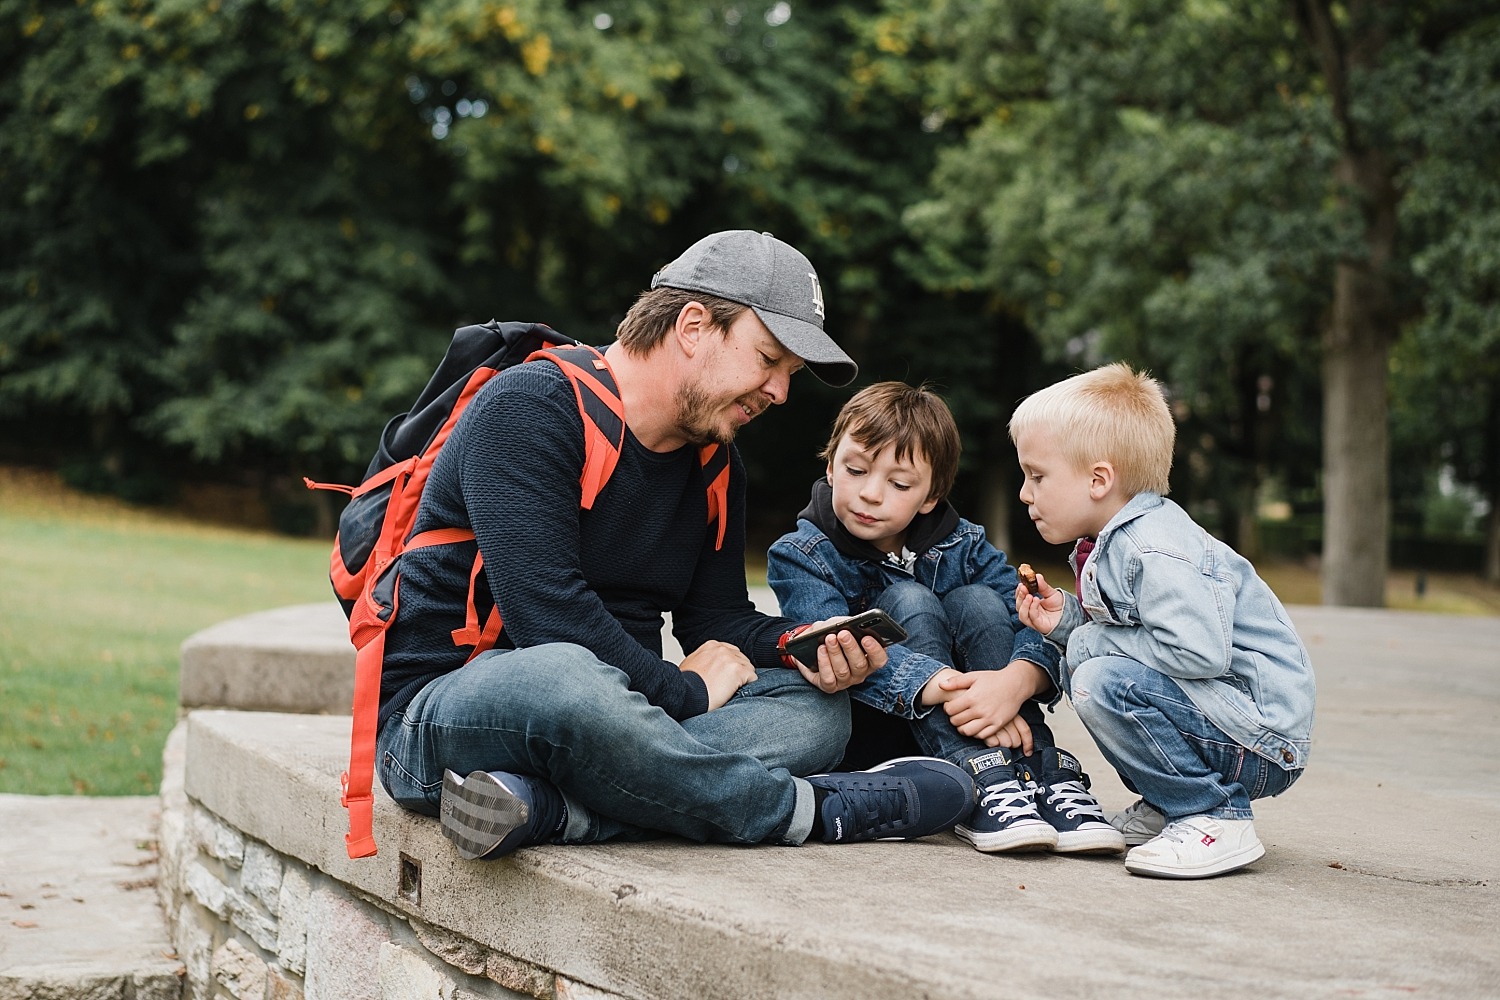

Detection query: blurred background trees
(3, 0), (1496, 603)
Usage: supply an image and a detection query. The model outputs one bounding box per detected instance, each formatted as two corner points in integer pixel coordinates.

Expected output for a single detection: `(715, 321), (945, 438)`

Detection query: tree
(891, 0), (1499, 605)
(1390, 13), (1500, 581)
(2, 0), (976, 538)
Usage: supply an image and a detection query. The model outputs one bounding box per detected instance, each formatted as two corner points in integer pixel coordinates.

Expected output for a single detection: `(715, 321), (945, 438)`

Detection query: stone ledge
(180, 603), (353, 714)
(180, 711), (967, 1000)
(164, 604), (1500, 999)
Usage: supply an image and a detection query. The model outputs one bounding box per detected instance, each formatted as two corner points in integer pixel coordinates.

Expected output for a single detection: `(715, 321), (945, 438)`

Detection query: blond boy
(1010, 363), (1315, 878)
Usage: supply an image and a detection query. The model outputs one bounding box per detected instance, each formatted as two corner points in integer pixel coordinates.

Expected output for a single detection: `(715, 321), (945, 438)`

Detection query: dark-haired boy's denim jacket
(768, 510), (1059, 720)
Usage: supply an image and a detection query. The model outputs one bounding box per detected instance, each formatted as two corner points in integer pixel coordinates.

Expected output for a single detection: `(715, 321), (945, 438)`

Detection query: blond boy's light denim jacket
(1047, 492), (1315, 771)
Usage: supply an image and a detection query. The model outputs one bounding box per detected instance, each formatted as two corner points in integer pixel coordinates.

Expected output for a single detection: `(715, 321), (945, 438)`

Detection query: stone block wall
(156, 726), (626, 1000)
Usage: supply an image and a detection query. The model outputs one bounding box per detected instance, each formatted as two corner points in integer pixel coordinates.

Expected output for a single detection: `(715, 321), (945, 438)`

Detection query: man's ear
(673, 301), (710, 359)
(1088, 461), (1116, 501)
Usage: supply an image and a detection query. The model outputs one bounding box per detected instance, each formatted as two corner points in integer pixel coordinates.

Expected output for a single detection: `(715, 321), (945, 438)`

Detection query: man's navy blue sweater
(378, 358), (796, 730)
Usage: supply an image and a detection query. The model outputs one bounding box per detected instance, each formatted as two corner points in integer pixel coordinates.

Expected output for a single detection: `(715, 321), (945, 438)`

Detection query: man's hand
(935, 661), (1051, 754)
(680, 640), (757, 710)
(1015, 570), (1066, 636)
(790, 617), (889, 693)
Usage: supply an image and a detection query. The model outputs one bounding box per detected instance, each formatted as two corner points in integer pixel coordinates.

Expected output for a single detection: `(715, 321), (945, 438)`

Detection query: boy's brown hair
(1008, 362), (1175, 496)
(819, 382), (961, 501)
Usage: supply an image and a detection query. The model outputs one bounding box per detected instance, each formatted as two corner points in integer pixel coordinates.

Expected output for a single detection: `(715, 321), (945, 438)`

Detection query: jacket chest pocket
(1082, 585), (1134, 626)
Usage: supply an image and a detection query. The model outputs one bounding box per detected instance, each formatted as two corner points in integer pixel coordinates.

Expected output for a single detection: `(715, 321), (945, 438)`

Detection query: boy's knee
(1069, 656), (1137, 717)
(945, 582), (1006, 608)
(878, 579), (942, 620)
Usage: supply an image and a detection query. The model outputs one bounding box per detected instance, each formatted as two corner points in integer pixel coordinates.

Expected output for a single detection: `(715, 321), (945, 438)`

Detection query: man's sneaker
(806, 757), (974, 843)
(1023, 747), (1126, 855)
(955, 748), (1057, 853)
(1110, 798), (1167, 846)
(1124, 815), (1264, 879)
(440, 769), (566, 861)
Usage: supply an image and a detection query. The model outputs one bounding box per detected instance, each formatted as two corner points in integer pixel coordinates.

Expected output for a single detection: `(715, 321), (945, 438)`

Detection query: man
(374, 231), (974, 857)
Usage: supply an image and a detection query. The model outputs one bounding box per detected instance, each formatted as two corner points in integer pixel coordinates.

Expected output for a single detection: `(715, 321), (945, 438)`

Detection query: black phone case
(784, 610), (908, 665)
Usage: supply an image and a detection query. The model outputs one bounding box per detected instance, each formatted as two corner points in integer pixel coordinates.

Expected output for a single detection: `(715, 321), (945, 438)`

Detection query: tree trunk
(1485, 504), (1500, 585)
(1320, 306), (1391, 606)
(1320, 136), (1401, 607)
(1300, 0), (1402, 606)
(1482, 386), (1500, 584)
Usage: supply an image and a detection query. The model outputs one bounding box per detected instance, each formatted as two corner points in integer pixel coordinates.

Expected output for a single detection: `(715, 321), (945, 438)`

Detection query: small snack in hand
(1017, 563), (1039, 596)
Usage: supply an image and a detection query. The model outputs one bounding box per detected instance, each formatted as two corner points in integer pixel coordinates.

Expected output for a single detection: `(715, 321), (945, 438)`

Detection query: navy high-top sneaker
(955, 747), (1057, 853)
(1022, 747), (1126, 855)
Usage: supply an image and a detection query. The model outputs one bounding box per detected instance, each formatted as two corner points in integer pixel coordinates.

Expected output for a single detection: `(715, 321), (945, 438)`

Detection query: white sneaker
(1110, 798), (1167, 846)
(1124, 815), (1265, 879)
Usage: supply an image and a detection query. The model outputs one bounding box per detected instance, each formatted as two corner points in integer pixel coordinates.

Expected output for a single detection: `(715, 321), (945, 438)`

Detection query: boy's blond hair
(820, 382), (961, 502)
(1008, 363), (1175, 497)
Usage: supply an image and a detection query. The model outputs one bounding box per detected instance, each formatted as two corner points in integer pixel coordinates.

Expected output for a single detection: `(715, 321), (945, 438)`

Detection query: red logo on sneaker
(1200, 834), (1216, 846)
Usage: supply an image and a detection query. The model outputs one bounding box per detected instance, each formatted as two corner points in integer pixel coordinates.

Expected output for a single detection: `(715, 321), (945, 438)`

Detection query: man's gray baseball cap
(651, 230), (857, 386)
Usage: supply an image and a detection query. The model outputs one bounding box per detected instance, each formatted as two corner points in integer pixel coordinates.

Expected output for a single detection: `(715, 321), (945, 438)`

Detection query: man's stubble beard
(673, 381), (738, 447)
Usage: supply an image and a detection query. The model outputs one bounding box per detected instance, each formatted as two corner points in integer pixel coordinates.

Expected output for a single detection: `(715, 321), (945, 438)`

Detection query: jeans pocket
(378, 719), (444, 815)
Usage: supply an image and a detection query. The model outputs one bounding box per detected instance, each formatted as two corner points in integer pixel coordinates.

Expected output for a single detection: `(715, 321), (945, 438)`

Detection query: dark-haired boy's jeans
(1069, 655), (1302, 821)
(879, 580), (1055, 768)
(376, 643), (848, 846)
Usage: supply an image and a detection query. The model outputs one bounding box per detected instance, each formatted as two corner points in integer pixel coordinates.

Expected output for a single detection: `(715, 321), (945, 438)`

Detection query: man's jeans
(376, 643), (848, 845)
(1069, 655), (1303, 821)
(880, 580), (1055, 768)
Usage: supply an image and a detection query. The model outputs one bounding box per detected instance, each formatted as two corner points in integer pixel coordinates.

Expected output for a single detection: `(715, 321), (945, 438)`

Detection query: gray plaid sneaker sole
(440, 769), (529, 861)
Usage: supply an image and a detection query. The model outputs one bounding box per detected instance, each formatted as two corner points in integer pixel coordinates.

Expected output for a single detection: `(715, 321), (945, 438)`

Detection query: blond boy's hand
(1015, 570), (1066, 636)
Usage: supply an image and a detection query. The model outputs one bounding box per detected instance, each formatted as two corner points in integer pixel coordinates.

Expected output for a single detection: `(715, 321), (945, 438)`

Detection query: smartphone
(783, 608), (908, 666)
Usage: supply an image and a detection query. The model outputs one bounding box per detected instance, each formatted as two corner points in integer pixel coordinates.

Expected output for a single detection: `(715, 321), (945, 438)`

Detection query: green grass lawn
(4, 466), (1497, 797)
(1, 468), (334, 795)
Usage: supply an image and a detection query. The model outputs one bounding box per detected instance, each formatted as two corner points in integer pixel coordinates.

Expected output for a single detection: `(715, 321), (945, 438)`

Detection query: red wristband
(778, 624), (812, 668)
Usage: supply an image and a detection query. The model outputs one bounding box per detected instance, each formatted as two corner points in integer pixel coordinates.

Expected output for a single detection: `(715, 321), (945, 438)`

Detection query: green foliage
(2, 0), (982, 535)
(885, 0), (1500, 553)
(2, 0), (1495, 580)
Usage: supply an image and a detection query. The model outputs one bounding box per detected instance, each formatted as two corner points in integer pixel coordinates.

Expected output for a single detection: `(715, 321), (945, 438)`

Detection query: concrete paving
(0, 794), (182, 998)
(3, 599), (1498, 998)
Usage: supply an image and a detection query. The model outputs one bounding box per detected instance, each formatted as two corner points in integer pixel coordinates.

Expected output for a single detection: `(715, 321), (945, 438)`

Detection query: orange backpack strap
(341, 526), (474, 859)
(532, 345), (729, 550)
(529, 345), (626, 509)
(699, 444), (729, 551)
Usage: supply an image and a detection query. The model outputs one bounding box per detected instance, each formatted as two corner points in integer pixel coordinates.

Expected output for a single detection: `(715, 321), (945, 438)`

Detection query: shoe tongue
(1038, 748), (1085, 783)
(965, 747), (1016, 784)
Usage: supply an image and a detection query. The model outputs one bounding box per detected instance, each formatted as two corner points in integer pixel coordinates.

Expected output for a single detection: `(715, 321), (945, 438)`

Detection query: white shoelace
(1043, 779), (1107, 821)
(1156, 816), (1221, 844)
(978, 780), (1038, 820)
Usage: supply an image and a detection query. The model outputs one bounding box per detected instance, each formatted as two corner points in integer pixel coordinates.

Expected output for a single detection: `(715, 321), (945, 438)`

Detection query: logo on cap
(808, 273), (825, 320)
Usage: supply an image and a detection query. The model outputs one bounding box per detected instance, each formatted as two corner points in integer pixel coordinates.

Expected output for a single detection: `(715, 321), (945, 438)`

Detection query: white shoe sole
(957, 821), (1058, 853)
(1055, 826), (1128, 855)
(1124, 838), (1266, 878)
